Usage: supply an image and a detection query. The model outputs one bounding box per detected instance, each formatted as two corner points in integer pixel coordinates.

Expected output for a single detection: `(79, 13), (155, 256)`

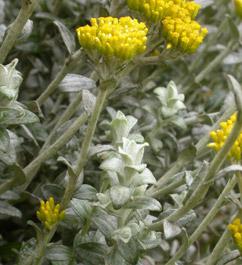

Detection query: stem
(33, 231), (52, 265)
(36, 49), (82, 106)
(109, 0), (121, 16)
(164, 175), (237, 265)
(42, 92), (82, 150)
(21, 83), (110, 265)
(53, 0), (63, 15)
(151, 118), (242, 230)
(206, 230), (231, 265)
(151, 177), (185, 199)
(148, 106), (236, 195)
(195, 41), (236, 84)
(20, 228), (56, 265)
(149, 152), (191, 190)
(61, 81), (110, 209)
(188, 18), (228, 73)
(21, 112), (88, 191)
(169, 121), (242, 222)
(0, 179), (15, 195)
(236, 171), (242, 203)
(183, 41), (237, 93)
(0, 0), (37, 64)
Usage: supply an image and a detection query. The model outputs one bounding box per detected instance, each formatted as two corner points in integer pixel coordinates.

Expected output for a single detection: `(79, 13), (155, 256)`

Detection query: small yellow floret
(162, 17), (208, 53)
(228, 218), (242, 251)
(76, 17), (148, 60)
(207, 113), (242, 161)
(36, 197), (65, 230)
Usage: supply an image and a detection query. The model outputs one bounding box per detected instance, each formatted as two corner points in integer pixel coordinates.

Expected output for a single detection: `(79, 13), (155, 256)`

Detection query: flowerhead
(127, 0), (207, 54)
(127, 0), (201, 23)
(228, 218), (242, 251)
(76, 16), (148, 60)
(207, 113), (242, 161)
(162, 17), (208, 53)
(36, 197), (65, 230)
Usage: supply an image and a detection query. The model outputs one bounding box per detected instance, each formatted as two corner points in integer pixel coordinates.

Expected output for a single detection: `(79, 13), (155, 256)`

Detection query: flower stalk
(0, 0), (37, 64)
(206, 230), (232, 265)
(36, 49), (83, 106)
(168, 117), (242, 223)
(22, 111), (88, 191)
(236, 171), (242, 202)
(61, 80), (113, 209)
(151, 75), (242, 228)
(164, 175), (237, 265)
(32, 231), (52, 265)
(53, 0), (63, 15)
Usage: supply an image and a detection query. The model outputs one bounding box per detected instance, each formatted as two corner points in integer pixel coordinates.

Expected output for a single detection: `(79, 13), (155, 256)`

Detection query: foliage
(0, 0), (242, 265)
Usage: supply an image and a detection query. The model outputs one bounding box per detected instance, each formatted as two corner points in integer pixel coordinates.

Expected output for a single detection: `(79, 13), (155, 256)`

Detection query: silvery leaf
(46, 244), (74, 262)
(89, 144), (114, 157)
(0, 130), (18, 164)
(110, 185), (132, 208)
(59, 74), (96, 92)
(138, 231), (162, 250)
(70, 198), (93, 222)
(112, 227), (132, 243)
(195, 0), (213, 8)
(132, 168), (156, 186)
(223, 51), (242, 65)
(92, 208), (117, 238)
(82, 89), (96, 115)
(54, 20), (76, 54)
(0, 201), (22, 218)
(100, 157), (123, 172)
(124, 196), (161, 211)
(96, 192), (111, 208)
(128, 133), (144, 143)
(185, 171), (193, 186)
(0, 59), (22, 106)
(118, 138), (148, 166)
(0, 102), (39, 125)
(154, 80), (185, 118)
(170, 191), (187, 207)
(111, 111), (137, 144)
(0, 127), (9, 152)
(18, 19), (33, 41)
(74, 184), (97, 201)
(0, 24), (6, 43)
(163, 220), (181, 239)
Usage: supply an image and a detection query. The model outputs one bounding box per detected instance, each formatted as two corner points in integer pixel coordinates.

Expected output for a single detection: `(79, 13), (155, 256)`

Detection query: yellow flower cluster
(127, 0), (208, 53)
(36, 197), (65, 230)
(228, 218), (242, 251)
(207, 113), (242, 161)
(163, 17), (208, 53)
(127, 0), (200, 22)
(76, 17), (148, 60)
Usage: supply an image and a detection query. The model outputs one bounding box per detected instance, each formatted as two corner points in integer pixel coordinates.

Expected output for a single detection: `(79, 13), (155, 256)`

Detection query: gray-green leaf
(53, 20), (76, 54)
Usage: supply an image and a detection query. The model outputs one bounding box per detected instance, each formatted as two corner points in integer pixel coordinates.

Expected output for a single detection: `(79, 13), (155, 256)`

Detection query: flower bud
(36, 197), (65, 230)
(76, 16), (148, 61)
